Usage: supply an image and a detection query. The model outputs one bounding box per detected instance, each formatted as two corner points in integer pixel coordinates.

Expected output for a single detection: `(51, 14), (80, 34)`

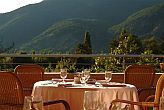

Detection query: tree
(0, 40), (14, 53)
(0, 40), (15, 70)
(83, 31), (92, 53)
(142, 36), (160, 54)
(108, 30), (143, 71)
(75, 44), (87, 54)
(75, 31), (92, 54)
(159, 41), (164, 54)
(75, 32), (93, 70)
(110, 30), (143, 55)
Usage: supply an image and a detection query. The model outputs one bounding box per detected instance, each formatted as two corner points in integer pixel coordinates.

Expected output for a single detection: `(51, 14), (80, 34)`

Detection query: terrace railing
(0, 54), (164, 72)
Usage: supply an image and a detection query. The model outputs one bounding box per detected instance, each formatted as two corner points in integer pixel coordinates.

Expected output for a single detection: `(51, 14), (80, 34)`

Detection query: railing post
(122, 56), (125, 70)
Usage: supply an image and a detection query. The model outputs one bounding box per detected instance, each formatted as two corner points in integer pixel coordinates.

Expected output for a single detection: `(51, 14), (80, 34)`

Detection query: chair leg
(43, 100), (70, 110)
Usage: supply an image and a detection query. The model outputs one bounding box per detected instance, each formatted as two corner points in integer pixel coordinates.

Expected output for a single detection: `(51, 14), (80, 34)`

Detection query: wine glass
(23, 96), (43, 110)
(60, 69), (67, 83)
(83, 91), (100, 110)
(80, 72), (87, 85)
(83, 69), (90, 81)
(80, 69), (90, 85)
(105, 71), (112, 83)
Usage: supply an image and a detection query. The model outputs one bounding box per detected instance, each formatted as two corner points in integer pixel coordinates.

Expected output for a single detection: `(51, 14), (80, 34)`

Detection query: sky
(0, 0), (43, 13)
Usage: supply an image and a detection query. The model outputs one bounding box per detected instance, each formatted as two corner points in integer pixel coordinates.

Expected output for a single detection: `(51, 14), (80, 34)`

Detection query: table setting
(39, 69), (127, 88)
(32, 69), (139, 110)
(39, 79), (128, 88)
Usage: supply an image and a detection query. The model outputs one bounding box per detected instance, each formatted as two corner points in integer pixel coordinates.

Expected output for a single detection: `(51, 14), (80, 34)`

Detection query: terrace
(0, 54), (164, 110)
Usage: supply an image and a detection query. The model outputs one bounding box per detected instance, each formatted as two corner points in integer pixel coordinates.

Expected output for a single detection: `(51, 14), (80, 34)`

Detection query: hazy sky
(0, 0), (43, 13)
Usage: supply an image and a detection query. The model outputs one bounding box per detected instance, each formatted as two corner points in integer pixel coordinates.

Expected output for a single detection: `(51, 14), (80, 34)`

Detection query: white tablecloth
(32, 80), (139, 110)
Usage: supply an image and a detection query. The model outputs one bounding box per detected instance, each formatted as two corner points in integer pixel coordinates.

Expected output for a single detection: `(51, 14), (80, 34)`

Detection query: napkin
(101, 83), (126, 87)
(96, 80), (107, 83)
(58, 84), (73, 87)
(52, 79), (74, 82)
(86, 79), (96, 84)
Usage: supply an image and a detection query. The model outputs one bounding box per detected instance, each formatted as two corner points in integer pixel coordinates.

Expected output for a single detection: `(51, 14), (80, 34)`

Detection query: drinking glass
(83, 91), (100, 110)
(80, 69), (90, 85)
(23, 96), (43, 110)
(83, 69), (90, 81)
(60, 69), (67, 83)
(80, 72), (87, 85)
(105, 71), (112, 83)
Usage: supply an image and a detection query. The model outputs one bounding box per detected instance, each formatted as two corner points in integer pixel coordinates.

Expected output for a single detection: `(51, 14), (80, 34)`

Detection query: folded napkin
(101, 83), (126, 87)
(96, 80), (107, 83)
(52, 79), (74, 82)
(58, 84), (73, 87)
(86, 79), (96, 84)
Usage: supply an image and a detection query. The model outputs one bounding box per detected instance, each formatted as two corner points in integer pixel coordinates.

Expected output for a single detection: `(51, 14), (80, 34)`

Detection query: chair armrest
(43, 100), (70, 110)
(145, 95), (155, 102)
(138, 86), (156, 95)
(109, 99), (158, 110)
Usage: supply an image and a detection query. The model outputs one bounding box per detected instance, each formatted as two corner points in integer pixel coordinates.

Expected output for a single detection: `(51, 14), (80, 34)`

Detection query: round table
(32, 80), (139, 110)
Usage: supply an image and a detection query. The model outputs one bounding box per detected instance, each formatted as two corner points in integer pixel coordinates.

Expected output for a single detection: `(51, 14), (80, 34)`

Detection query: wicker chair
(109, 74), (164, 110)
(124, 64), (156, 101)
(0, 71), (70, 110)
(14, 64), (44, 96)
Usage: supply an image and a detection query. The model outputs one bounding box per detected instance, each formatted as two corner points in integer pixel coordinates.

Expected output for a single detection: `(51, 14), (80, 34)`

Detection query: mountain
(109, 3), (164, 39)
(0, 0), (163, 53)
(20, 18), (109, 53)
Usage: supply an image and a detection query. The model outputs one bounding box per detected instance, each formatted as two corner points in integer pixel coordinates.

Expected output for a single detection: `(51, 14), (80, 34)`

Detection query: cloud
(0, 0), (43, 13)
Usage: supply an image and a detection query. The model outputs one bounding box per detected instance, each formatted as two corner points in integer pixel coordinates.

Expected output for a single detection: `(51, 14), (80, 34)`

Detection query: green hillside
(109, 3), (164, 38)
(0, 0), (163, 53)
(20, 19), (109, 53)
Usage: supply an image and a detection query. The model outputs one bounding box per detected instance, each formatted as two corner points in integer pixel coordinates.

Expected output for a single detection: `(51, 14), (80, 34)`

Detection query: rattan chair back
(14, 64), (44, 89)
(124, 64), (155, 89)
(0, 71), (24, 105)
(154, 74), (164, 110)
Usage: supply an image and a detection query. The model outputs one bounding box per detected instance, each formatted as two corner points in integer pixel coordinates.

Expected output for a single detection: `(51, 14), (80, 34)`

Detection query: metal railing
(0, 53), (163, 58)
(0, 54), (164, 72)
